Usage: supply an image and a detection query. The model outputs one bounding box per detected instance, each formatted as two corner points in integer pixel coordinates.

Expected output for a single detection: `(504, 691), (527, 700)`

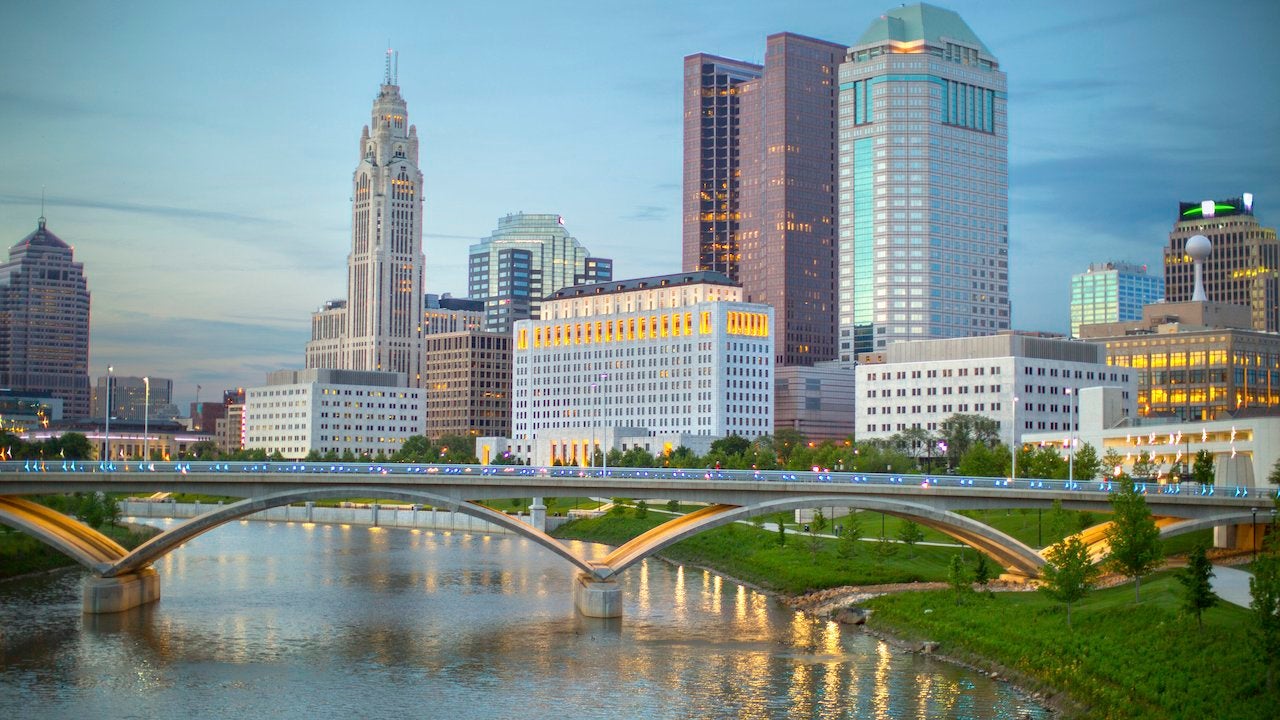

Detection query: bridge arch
(598, 495), (1046, 579)
(0, 496), (129, 572)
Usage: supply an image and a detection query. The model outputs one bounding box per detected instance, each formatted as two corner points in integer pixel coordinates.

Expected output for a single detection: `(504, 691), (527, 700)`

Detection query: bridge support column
(83, 567), (160, 614)
(573, 572), (621, 618)
(305, 501), (315, 522)
(530, 497), (547, 533)
(371, 503), (380, 527)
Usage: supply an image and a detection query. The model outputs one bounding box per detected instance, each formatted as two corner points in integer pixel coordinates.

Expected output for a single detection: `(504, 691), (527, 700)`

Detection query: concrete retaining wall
(120, 501), (572, 535)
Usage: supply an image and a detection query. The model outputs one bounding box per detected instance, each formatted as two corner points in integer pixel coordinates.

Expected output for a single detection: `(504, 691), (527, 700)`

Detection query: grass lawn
(864, 572), (1276, 719)
(554, 508), (967, 594)
(0, 524), (159, 580)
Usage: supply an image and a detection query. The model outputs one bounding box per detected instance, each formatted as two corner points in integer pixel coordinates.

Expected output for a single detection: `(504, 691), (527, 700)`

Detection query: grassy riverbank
(0, 524), (159, 580)
(864, 573), (1276, 719)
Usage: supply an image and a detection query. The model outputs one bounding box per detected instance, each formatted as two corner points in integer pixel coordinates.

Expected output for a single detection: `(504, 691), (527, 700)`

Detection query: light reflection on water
(0, 520), (1046, 720)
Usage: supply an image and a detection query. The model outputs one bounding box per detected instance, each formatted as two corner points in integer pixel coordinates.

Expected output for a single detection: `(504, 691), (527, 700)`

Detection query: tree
(891, 426), (939, 471)
(1193, 450), (1216, 485)
(635, 500), (648, 518)
(1105, 476), (1164, 601)
(1177, 543), (1218, 630)
(957, 441), (1008, 478)
(896, 520), (925, 557)
(1040, 535), (1099, 628)
(1251, 509), (1280, 694)
(837, 510), (863, 559)
(1072, 442), (1102, 482)
(1130, 451), (1156, 481)
(776, 518), (787, 547)
(392, 435), (433, 462)
(665, 499), (679, 513)
(948, 555), (971, 604)
(53, 432), (94, 460)
(811, 508), (827, 534)
(973, 553), (995, 596)
(1024, 446), (1068, 480)
(939, 413), (1002, 469)
(1268, 456), (1280, 486)
(772, 429), (807, 465)
(1101, 448), (1126, 480)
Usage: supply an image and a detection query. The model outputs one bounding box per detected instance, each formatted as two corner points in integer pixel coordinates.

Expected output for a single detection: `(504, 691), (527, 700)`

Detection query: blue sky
(1, 0), (1277, 408)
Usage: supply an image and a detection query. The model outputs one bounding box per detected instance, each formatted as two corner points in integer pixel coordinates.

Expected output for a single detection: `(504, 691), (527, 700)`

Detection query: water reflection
(0, 521), (1047, 720)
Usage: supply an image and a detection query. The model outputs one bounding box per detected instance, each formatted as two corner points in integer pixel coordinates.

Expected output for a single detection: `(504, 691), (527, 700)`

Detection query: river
(0, 518), (1047, 719)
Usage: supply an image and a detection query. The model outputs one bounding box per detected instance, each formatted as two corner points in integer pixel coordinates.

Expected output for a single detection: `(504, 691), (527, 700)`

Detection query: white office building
(500, 271), (774, 465)
(244, 368), (424, 459)
(856, 332), (1136, 443)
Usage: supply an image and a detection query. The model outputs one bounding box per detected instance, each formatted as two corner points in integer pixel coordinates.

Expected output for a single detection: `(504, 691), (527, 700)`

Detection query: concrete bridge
(1, 460), (1272, 617)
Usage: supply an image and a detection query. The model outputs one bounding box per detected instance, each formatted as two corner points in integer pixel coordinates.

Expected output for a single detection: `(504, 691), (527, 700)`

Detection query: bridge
(1, 460), (1272, 617)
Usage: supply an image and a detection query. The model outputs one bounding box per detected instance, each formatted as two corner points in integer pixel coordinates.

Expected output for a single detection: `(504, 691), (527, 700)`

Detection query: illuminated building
(0, 214), (91, 419)
(837, 3), (1009, 358)
(495, 272), (774, 465)
(1081, 301), (1280, 421)
(681, 53), (761, 283)
(1164, 193), (1278, 332)
(90, 375), (175, 422)
(468, 213), (611, 333)
(306, 51), (425, 381)
(1069, 262), (1164, 338)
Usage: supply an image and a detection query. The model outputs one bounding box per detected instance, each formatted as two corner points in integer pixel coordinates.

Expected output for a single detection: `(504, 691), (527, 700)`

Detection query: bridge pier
(573, 572), (622, 618)
(83, 567), (160, 614)
(529, 497), (547, 533)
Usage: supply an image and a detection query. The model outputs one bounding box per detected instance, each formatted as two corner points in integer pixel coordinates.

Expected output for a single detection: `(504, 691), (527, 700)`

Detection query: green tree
(1268, 456), (1280, 486)
(1101, 448), (1126, 479)
(1072, 442), (1102, 481)
(635, 500), (648, 518)
(52, 432), (94, 460)
(665, 499), (679, 512)
(938, 413), (1002, 469)
(957, 441), (1008, 477)
(1040, 535), (1099, 628)
(1130, 451), (1156, 481)
(1193, 449), (1216, 485)
(972, 552), (994, 595)
(896, 520), (925, 558)
(1046, 499), (1073, 544)
(811, 508), (827, 534)
(1106, 476), (1164, 601)
(620, 446), (656, 467)
(1251, 508), (1280, 694)
(435, 435), (480, 464)
(892, 426), (939, 472)
(1177, 543), (1218, 630)
(776, 518), (787, 547)
(948, 555), (971, 605)
(837, 510), (863, 559)
(665, 446), (700, 468)
(772, 429), (807, 465)
(1023, 445), (1068, 480)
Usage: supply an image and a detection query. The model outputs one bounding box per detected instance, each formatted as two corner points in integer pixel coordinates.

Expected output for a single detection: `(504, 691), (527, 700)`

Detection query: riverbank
(0, 523), (159, 580)
(553, 509), (1273, 719)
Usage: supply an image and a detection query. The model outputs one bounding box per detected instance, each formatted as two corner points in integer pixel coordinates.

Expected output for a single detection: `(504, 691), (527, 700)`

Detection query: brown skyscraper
(682, 54), (762, 282)
(0, 216), (91, 419)
(737, 33), (844, 366)
(1164, 194), (1278, 333)
(684, 34), (843, 366)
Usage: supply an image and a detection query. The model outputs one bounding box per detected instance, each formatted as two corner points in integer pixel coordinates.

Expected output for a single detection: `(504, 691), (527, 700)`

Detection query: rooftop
(856, 3), (992, 56)
(9, 217), (70, 252)
(548, 271), (739, 300)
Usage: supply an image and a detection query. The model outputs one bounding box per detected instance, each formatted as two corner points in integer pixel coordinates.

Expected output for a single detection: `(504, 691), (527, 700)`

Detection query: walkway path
(1210, 564), (1254, 608)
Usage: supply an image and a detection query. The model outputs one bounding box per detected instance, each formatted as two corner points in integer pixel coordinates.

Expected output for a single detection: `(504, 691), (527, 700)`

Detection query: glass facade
(836, 5), (1009, 359)
(1069, 262), (1165, 338)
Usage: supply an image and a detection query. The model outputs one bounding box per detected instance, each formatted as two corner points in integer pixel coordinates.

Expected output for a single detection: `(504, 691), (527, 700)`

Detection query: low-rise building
(856, 332), (1135, 443)
(243, 369), (424, 459)
(422, 330), (511, 440)
(774, 363), (856, 440)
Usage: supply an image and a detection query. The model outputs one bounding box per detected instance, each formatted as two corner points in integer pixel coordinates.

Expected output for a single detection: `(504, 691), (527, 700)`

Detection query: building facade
(774, 363), (857, 440)
(1080, 301), (1280, 421)
(244, 368), (424, 459)
(306, 54), (425, 381)
(682, 53), (762, 282)
(0, 216), (91, 419)
(856, 332), (1135, 442)
(423, 294), (483, 334)
(422, 330), (511, 440)
(1069, 262), (1165, 338)
(1164, 194), (1277, 333)
(837, 4), (1009, 359)
(735, 33), (845, 366)
(91, 375), (175, 422)
(507, 272), (774, 464)
(467, 213), (611, 333)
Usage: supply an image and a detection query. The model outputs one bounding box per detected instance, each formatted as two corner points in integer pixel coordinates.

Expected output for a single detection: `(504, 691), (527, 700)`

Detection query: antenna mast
(384, 44), (393, 85)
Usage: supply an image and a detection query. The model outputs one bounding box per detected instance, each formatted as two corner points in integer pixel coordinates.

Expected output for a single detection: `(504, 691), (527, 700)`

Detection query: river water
(0, 518), (1046, 719)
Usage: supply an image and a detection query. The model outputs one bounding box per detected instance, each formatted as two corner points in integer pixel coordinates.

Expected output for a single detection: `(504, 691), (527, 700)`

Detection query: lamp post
(589, 380), (597, 471)
(1253, 507), (1259, 562)
(142, 376), (150, 462)
(1066, 387), (1076, 482)
(599, 373), (609, 477)
(1011, 395), (1020, 480)
(103, 365), (113, 463)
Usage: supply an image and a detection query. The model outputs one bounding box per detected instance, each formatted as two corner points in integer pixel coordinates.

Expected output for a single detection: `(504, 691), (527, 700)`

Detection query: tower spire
(39, 186), (46, 229)
(383, 44), (397, 85)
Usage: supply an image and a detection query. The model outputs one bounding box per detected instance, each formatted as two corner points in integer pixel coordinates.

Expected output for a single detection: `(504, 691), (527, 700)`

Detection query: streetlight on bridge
(102, 365), (113, 463)
(1010, 395), (1020, 480)
(142, 376), (150, 463)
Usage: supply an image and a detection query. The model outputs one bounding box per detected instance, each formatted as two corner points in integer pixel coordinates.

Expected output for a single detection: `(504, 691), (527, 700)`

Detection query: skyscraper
(306, 51), (425, 381)
(682, 54), (762, 282)
(737, 33), (845, 366)
(1164, 194), (1277, 332)
(837, 3), (1009, 359)
(1069, 262), (1164, 338)
(0, 215), (91, 419)
(467, 213), (611, 333)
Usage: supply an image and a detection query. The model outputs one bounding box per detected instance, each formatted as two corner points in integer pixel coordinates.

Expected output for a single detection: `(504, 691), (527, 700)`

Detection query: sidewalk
(1210, 564), (1254, 608)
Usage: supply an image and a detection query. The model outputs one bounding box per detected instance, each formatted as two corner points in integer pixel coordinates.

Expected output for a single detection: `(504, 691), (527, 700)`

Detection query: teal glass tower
(1069, 262), (1165, 338)
(836, 3), (1008, 359)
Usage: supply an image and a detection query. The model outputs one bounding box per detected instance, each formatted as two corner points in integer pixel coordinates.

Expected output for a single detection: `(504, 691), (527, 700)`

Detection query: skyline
(1, 0), (1277, 407)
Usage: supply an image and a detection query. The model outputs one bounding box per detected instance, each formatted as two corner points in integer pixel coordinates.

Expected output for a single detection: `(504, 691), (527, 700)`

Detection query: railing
(2, 460), (1272, 500)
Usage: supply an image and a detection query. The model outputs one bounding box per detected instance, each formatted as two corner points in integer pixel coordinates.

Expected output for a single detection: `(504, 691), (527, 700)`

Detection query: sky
(1, 0), (1277, 409)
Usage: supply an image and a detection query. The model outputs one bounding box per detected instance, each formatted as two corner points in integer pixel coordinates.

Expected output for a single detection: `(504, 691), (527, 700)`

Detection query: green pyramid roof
(856, 3), (992, 56)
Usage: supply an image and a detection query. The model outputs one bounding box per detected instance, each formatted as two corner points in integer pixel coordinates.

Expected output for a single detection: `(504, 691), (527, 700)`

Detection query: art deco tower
(307, 51), (425, 382)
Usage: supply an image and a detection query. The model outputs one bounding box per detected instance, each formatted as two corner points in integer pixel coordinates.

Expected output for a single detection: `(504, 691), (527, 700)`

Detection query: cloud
(994, 4), (1163, 47)
(0, 193), (274, 227)
(622, 205), (669, 222)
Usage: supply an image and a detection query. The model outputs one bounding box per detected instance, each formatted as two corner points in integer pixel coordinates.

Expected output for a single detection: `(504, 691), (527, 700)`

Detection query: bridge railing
(1, 460), (1272, 500)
